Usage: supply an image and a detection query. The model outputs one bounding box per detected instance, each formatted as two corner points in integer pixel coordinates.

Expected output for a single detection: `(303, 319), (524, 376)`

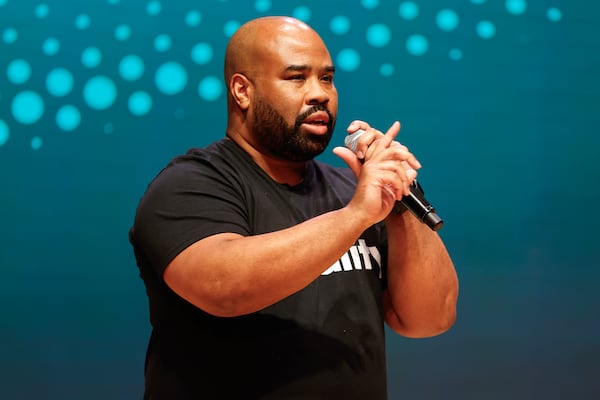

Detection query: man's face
(248, 30), (338, 162)
(252, 95), (335, 162)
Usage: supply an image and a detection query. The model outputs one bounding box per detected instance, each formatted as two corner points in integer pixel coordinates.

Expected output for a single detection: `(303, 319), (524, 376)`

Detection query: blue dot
(449, 48), (463, 61)
(547, 7), (562, 22)
(0, 119), (9, 146)
(399, 2), (419, 20)
(366, 24), (391, 48)
(46, 68), (74, 97)
(56, 105), (81, 131)
(43, 38), (60, 55)
(406, 34), (429, 56)
(380, 63), (394, 77)
(437, 9), (459, 31)
(107, 0), (120, 4)
(476, 21), (496, 39)
(0, 0), (7, 7)
(7, 59), (31, 85)
(336, 48), (360, 72)
(31, 136), (43, 150)
(75, 14), (91, 30)
(292, 6), (311, 21)
(361, 0), (379, 9)
(191, 43), (213, 65)
(185, 10), (202, 26)
(330, 16), (350, 35)
(12, 91), (45, 124)
(115, 24), (131, 41)
(83, 76), (117, 110)
(506, 0), (527, 15)
(255, 0), (271, 12)
(119, 55), (145, 81)
(3, 28), (18, 44)
(128, 91), (152, 116)
(471, 0), (486, 4)
(198, 76), (222, 101)
(155, 62), (188, 95)
(35, 4), (50, 19)
(223, 20), (241, 37)
(146, 1), (162, 15)
(154, 34), (171, 52)
(82, 47), (102, 68)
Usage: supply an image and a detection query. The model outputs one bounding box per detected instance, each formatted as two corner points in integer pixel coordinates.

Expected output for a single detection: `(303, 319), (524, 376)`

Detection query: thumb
(333, 146), (362, 177)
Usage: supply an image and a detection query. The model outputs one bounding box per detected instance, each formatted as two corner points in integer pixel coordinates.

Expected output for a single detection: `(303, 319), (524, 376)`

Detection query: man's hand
(333, 120), (422, 224)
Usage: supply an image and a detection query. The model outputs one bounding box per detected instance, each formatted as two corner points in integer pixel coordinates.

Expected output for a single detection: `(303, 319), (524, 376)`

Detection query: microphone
(344, 129), (444, 231)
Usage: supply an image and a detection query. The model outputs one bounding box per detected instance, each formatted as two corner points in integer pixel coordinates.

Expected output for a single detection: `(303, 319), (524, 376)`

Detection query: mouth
(302, 111), (330, 127)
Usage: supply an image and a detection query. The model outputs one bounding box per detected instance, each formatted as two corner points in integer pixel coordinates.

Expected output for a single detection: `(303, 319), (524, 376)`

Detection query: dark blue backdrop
(1, 1), (598, 399)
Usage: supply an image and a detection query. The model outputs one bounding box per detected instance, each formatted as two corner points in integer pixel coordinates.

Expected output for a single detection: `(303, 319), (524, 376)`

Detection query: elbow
(386, 289), (459, 339)
(420, 288), (459, 337)
(430, 305), (457, 337)
(189, 280), (256, 318)
(415, 276), (460, 337)
(396, 309), (457, 339)
(165, 270), (253, 318)
(197, 294), (243, 318)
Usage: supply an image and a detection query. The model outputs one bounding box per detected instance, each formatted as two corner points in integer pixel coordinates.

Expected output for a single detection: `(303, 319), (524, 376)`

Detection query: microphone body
(344, 129), (443, 231)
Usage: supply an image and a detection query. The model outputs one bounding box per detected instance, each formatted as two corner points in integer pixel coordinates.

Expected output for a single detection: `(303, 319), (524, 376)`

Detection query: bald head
(223, 16), (338, 164)
(224, 16), (326, 86)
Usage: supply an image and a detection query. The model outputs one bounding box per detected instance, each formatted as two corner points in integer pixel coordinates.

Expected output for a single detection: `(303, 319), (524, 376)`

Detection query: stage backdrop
(1, 1), (598, 399)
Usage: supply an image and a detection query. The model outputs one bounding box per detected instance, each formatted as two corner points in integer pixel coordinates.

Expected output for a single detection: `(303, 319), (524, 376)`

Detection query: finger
(381, 121), (401, 148)
(370, 160), (415, 198)
(346, 120), (368, 132)
(390, 163), (415, 197)
(332, 146), (362, 177)
(363, 122), (401, 162)
(389, 142), (422, 170)
(346, 121), (374, 160)
(401, 161), (419, 182)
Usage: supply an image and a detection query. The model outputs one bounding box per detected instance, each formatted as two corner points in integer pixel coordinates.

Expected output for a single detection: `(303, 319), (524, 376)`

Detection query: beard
(251, 96), (336, 162)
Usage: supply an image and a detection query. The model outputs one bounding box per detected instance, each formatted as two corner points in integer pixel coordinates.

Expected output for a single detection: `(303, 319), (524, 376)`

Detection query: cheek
(329, 87), (339, 107)
(267, 86), (302, 113)
(329, 96), (339, 117)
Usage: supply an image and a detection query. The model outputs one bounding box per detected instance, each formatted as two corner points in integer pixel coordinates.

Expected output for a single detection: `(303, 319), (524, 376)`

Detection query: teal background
(1, 1), (598, 399)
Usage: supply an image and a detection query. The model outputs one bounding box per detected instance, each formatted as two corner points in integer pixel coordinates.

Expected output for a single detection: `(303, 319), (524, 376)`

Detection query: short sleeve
(130, 154), (249, 276)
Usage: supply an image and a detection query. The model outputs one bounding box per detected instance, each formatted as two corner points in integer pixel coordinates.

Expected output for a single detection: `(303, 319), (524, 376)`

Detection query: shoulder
(151, 139), (248, 188)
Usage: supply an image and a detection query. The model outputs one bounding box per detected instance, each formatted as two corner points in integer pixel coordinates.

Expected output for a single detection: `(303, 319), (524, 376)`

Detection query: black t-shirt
(130, 139), (390, 399)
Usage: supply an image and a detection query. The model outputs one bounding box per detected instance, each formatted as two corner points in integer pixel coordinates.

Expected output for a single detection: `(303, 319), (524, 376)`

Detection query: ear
(230, 73), (251, 110)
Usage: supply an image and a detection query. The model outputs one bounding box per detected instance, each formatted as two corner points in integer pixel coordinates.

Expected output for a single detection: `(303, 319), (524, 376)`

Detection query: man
(130, 16), (458, 399)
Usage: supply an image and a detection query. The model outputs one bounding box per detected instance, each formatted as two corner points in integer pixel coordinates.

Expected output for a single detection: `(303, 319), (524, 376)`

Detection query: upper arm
(133, 159), (250, 282)
(163, 232), (246, 316)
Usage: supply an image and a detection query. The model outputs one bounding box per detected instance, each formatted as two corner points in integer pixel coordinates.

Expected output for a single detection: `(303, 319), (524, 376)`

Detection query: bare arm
(164, 206), (372, 317)
(336, 120), (458, 338)
(382, 211), (458, 338)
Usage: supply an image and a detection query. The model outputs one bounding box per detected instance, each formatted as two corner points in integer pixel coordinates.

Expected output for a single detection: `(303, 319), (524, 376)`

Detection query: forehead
(260, 29), (334, 71)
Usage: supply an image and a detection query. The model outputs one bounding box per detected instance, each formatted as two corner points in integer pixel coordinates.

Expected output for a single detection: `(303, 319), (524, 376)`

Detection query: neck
(225, 132), (307, 186)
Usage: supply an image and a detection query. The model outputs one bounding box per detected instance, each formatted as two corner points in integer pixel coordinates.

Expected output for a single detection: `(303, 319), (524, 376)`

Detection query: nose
(305, 77), (330, 105)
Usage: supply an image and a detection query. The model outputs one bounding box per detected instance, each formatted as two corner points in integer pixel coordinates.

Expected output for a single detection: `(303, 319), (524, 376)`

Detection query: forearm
(164, 205), (372, 317)
(383, 211), (459, 338)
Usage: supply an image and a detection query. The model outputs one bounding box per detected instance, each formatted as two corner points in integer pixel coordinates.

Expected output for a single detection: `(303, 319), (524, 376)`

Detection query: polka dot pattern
(0, 0), (563, 149)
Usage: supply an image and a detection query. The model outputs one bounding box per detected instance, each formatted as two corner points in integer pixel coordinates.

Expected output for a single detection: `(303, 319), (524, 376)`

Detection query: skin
(163, 16), (458, 338)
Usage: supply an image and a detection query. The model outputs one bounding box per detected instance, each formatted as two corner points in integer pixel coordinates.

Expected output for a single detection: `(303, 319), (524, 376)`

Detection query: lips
(303, 111), (330, 126)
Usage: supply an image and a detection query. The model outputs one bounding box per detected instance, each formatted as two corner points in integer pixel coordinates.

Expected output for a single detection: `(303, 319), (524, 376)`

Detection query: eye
(321, 75), (334, 83)
(288, 74), (306, 81)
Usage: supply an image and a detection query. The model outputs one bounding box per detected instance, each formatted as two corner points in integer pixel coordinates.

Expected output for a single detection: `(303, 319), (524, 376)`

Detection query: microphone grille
(344, 129), (365, 153)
